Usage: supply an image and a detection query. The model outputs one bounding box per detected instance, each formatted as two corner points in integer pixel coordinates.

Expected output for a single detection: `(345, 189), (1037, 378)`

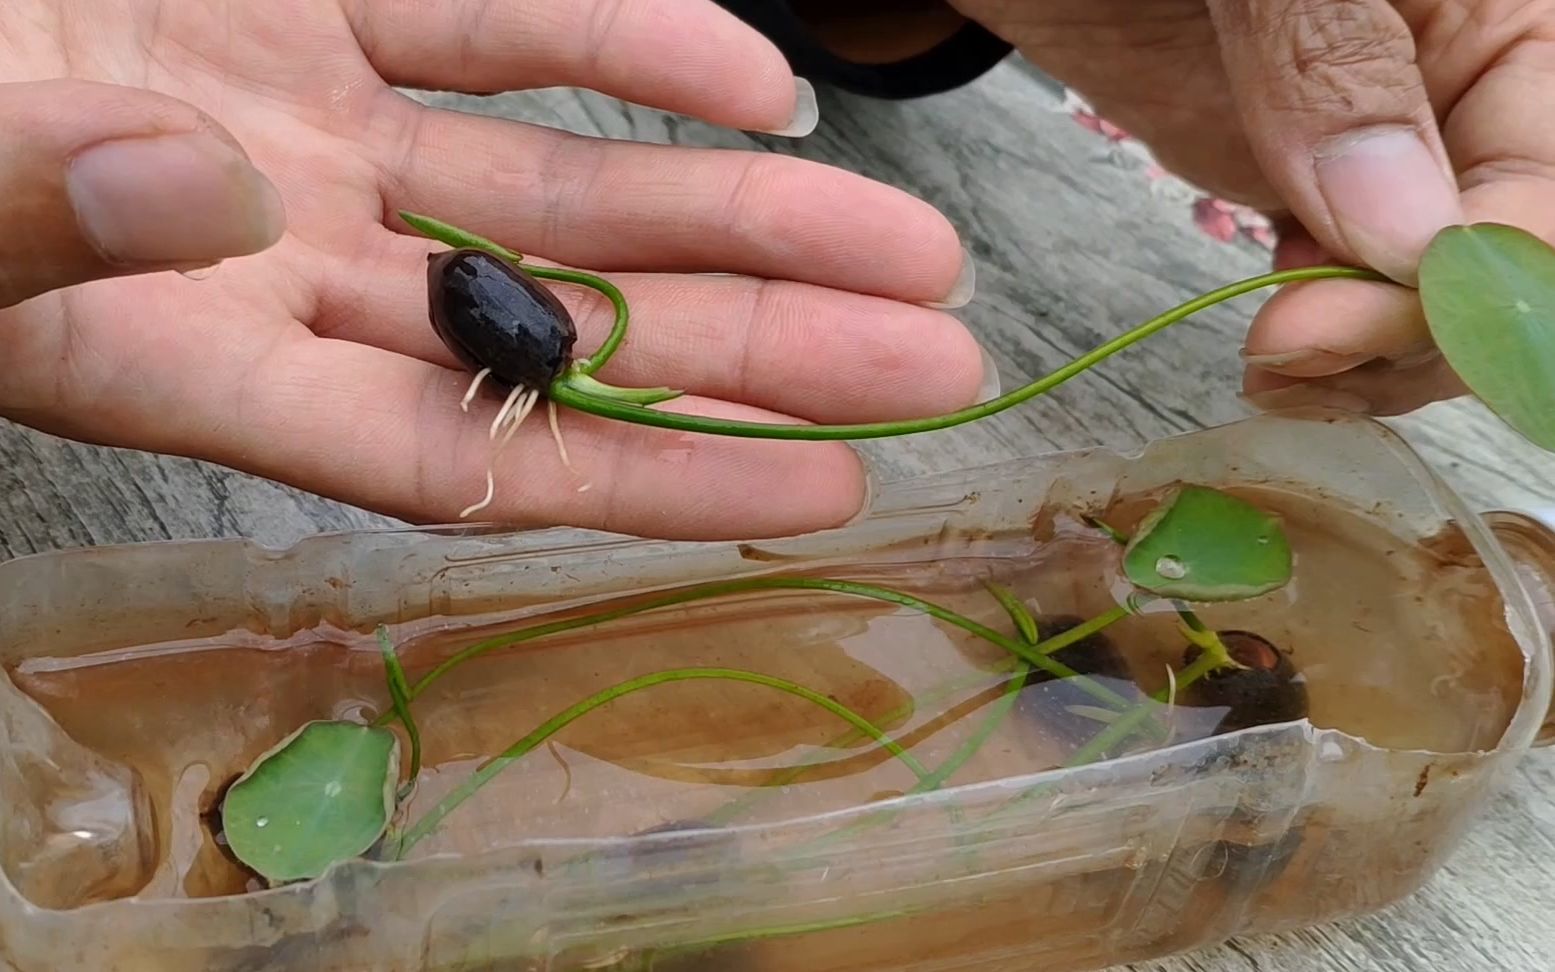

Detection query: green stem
(399, 211), (523, 263)
(1061, 641), (1223, 769)
(701, 663), (1022, 826)
(980, 633), (1232, 828)
(523, 266), (629, 375)
(985, 582), (1040, 644)
(375, 626), (422, 787)
(911, 665), (1028, 793)
(388, 576), (1149, 722)
(394, 667), (928, 855)
(548, 265), (1384, 440)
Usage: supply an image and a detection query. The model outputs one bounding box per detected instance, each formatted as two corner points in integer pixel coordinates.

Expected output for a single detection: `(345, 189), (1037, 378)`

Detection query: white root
(460, 469), (497, 520)
(460, 367), (492, 413)
(489, 384), (526, 439)
(461, 385), (592, 517)
(547, 399), (594, 493)
(461, 387), (544, 519)
(496, 388), (541, 452)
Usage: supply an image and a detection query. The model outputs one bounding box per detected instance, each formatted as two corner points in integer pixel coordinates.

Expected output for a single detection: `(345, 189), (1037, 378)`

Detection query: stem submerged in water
(394, 667), (926, 856)
(387, 575), (1153, 725)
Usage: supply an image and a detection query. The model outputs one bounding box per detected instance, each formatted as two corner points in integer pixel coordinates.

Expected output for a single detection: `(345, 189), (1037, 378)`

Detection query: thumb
(0, 79), (286, 309)
(1205, 0), (1462, 285)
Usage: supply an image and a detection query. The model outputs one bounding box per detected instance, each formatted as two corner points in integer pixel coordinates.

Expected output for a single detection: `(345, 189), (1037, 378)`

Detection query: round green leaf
(1420, 223), (1555, 451)
(221, 721), (400, 883)
(1122, 485), (1292, 601)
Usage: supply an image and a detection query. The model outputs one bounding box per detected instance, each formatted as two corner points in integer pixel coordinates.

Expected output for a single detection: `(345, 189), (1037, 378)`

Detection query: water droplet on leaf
(1155, 555), (1187, 580)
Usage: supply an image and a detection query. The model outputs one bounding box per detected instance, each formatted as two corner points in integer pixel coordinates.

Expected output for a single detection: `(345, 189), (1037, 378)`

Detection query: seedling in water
(1178, 630), (1308, 734)
(218, 485), (1294, 884)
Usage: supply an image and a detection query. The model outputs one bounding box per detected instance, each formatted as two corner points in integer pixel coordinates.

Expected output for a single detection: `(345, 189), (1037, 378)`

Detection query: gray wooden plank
(1, 56), (1551, 971)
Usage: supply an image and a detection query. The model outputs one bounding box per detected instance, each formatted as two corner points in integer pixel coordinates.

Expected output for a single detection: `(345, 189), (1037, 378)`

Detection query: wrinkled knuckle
(1264, 1), (1420, 113)
(723, 155), (808, 252)
(583, 0), (630, 74)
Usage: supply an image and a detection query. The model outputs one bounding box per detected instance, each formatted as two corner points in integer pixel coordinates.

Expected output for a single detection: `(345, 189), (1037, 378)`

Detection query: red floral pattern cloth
(1061, 89), (1276, 252)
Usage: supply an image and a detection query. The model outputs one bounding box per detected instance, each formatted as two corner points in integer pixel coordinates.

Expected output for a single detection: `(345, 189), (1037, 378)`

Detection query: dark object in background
(1014, 615), (1140, 751)
(1179, 630), (1310, 734)
(711, 0), (1013, 100)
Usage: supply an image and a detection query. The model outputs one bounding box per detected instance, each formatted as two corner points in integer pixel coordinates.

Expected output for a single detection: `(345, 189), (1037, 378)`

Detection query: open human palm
(0, 0), (984, 540)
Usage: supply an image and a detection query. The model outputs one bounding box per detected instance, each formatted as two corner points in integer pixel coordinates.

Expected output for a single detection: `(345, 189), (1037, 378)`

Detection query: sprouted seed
(400, 213), (1397, 522)
(427, 247), (584, 516)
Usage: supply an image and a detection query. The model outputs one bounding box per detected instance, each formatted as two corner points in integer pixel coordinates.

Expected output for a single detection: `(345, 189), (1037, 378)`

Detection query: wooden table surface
(3, 56), (1552, 972)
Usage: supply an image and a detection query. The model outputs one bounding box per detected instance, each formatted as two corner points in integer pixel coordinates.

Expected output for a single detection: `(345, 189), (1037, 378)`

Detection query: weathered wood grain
(1, 55), (1551, 971)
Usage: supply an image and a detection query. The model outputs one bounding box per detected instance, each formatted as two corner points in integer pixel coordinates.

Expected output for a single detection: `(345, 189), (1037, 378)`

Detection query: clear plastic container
(0, 408), (1551, 972)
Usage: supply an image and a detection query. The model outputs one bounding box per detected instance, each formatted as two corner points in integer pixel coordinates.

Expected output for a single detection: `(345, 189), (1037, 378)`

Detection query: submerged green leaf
(1420, 223), (1555, 451)
(221, 721), (400, 883)
(376, 626), (422, 796)
(1122, 485), (1291, 601)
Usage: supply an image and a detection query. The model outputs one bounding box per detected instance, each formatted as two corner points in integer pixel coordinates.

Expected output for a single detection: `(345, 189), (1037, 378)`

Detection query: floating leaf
(1122, 485), (1291, 601)
(1419, 223), (1555, 451)
(221, 721), (400, 883)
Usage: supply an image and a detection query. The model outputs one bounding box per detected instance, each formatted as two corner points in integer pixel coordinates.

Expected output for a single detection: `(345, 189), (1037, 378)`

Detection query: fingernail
(1242, 385), (1371, 414)
(1240, 347), (1374, 376)
(976, 340), (1002, 403)
(925, 247), (976, 310)
(763, 77), (819, 137)
(67, 132), (286, 267)
(1383, 341), (1441, 370)
(1314, 126), (1463, 285)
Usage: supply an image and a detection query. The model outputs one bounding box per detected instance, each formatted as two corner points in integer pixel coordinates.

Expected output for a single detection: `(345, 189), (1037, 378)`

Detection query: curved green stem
(523, 266), (629, 375)
(394, 667), (927, 855)
(549, 264), (1384, 440)
(388, 576), (1146, 723)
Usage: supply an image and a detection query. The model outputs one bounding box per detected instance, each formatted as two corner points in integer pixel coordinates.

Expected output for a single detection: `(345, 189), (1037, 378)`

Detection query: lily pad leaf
(1122, 485), (1292, 601)
(1420, 223), (1555, 451)
(221, 720), (400, 883)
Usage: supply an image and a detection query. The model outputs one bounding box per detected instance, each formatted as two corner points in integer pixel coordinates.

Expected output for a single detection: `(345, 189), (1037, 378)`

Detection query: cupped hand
(0, 0), (985, 541)
(952, 0), (1554, 414)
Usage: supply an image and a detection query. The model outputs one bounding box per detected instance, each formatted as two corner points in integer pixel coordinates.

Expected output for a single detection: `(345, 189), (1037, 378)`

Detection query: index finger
(340, 0), (814, 136)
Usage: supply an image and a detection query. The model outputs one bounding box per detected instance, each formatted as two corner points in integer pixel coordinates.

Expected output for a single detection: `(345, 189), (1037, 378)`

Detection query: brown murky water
(4, 483), (1528, 966)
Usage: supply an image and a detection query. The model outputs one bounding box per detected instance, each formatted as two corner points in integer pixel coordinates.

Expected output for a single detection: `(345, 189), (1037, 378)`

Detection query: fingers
(1242, 352), (1468, 418)
(214, 336), (870, 540)
(378, 106), (971, 305)
(1205, 0), (1462, 284)
(341, 0), (813, 136)
(0, 79), (286, 309)
(1241, 16), (1555, 416)
(314, 231), (989, 424)
(1242, 277), (1433, 377)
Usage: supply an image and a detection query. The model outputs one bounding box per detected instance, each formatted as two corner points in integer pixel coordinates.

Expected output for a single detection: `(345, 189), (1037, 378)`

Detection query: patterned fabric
(1058, 88), (1276, 253)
